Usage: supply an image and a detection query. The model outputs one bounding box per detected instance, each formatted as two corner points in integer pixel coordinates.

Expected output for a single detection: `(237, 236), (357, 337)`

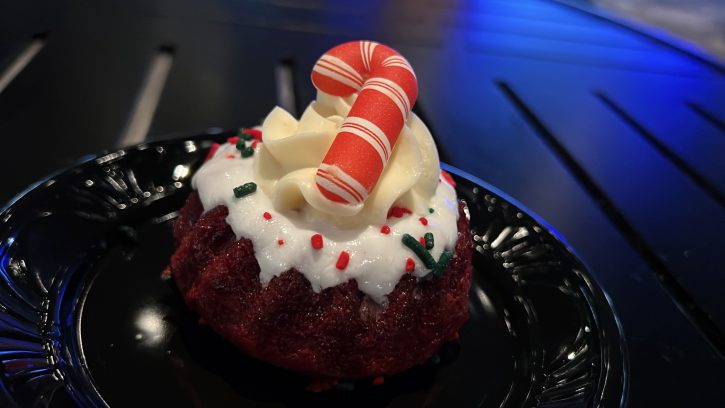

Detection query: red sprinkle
(226, 154), (235, 159)
(387, 206), (412, 219)
(405, 258), (415, 272)
(419, 236), (426, 246)
(244, 128), (263, 140)
(380, 225), (391, 234)
(311, 233), (323, 250)
(205, 143), (220, 161)
(227, 136), (239, 145)
(372, 377), (385, 385)
(441, 170), (457, 187)
(336, 251), (350, 270)
(277, 239), (285, 246)
(419, 217), (428, 226)
(263, 212), (272, 220)
(251, 140), (259, 148)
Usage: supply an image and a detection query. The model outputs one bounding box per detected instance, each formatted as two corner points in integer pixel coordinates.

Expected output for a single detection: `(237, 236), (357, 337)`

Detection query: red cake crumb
(306, 378), (338, 392)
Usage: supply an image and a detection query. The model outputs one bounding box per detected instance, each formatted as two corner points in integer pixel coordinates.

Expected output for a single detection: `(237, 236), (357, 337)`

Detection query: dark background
(1, 0), (724, 406)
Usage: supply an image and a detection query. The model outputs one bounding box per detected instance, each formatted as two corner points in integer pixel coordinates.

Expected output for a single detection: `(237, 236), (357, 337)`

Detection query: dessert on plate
(166, 41), (473, 382)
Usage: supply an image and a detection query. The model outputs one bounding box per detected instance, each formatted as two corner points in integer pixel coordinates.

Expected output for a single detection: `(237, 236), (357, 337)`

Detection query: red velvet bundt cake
(170, 193), (471, 379)
(165, 40), (473, 381)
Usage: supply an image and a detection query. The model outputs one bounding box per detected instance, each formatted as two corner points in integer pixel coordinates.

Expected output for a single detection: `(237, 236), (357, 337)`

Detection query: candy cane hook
(311, 41), (418, 207)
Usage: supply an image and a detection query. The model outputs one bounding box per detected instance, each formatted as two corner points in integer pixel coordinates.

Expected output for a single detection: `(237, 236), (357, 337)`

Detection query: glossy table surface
(1, 0), (724, 406)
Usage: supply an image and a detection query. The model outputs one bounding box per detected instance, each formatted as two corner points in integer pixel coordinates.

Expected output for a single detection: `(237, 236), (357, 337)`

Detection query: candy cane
(311, 41), (417, 206)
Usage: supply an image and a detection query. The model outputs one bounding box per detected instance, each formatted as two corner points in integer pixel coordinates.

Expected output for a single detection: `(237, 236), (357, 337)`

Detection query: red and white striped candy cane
(311, 41), (417, 206)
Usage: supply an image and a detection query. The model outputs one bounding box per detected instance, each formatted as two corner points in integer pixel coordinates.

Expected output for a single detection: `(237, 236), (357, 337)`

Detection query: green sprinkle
(237, 128), (254, 142)
(424, 232), (434, 250)
(429, 207), (434, 214)
(402, 233), (436, 269)
(433, 250), (453, 277)
(233, 182), (257, 198)
(241, 146), (255, 158)
(236, 139), (246, 151)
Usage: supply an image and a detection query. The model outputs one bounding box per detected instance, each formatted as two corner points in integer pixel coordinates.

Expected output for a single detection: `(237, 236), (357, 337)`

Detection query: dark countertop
(1, 0), (724, 406)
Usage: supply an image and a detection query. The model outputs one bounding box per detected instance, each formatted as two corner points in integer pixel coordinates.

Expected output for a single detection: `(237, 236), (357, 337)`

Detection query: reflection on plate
(0, 131), (627, 407)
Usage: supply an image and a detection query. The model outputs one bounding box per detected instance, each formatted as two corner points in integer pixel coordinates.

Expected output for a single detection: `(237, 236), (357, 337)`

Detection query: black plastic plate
(0, 132), (627, 407)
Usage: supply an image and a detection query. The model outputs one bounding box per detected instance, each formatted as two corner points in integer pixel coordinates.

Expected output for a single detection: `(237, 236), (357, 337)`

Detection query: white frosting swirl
(256, 91), (441, 228)
(191, 92), (460, 303)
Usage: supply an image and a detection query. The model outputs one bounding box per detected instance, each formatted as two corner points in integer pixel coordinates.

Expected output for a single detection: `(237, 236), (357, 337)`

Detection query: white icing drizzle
(191, 96), (459, 303)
